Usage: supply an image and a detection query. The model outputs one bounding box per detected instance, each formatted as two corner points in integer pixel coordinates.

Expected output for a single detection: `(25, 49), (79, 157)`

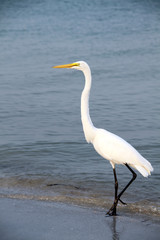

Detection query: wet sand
(0, 198), (159, 240)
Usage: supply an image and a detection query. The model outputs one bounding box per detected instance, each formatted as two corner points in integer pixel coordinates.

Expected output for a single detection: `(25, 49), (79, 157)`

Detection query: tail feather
(135, 165), (149, 177)
(135, 158), (154, 177)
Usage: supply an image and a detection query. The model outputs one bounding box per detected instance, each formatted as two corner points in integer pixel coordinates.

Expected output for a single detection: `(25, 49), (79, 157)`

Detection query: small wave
(0, 180), (159, 217)
(0, 192), (159, 217)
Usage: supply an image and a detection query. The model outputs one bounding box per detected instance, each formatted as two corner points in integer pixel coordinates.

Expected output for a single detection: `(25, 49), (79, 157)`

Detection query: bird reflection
(107, 216), (120, 240)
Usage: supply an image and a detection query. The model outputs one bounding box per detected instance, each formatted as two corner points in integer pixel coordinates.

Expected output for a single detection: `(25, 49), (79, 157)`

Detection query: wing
(92, 128), (153, 176)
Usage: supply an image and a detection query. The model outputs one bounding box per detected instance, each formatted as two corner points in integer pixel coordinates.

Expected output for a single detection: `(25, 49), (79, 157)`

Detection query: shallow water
(0, 0), (160, 216)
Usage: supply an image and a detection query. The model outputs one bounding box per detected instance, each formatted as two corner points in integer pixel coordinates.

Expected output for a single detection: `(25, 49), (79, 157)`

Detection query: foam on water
(0, 176), (159, 217)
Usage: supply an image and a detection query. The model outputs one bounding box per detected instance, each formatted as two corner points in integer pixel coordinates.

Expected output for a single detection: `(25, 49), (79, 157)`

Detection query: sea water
(0, 0), (160, 216)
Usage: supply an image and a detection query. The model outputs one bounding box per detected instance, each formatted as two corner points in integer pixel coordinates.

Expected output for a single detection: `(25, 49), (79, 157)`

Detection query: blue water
(0, 0), (160, 215)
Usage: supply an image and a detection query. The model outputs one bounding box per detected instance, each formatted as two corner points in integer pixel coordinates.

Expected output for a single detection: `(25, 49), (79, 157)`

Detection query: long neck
(81, 66), (96, 143)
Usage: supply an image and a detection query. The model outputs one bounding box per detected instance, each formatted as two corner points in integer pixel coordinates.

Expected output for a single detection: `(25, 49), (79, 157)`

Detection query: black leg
(113, 168), (118, 201)
(106, 168), (118, 216)
(106, 164), (137, 216)
(117, 164), (137, 201)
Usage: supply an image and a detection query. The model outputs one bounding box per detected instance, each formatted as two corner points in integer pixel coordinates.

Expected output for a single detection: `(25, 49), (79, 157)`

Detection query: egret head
(53, 61), (88, 71)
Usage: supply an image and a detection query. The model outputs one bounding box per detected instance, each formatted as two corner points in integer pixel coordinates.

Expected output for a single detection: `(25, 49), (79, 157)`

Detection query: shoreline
(0, 188), (159, 218)
(0, 197), (159, 240)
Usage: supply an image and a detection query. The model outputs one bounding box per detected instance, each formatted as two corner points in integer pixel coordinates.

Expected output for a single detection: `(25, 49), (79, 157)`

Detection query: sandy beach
(0, 197), (159, 240)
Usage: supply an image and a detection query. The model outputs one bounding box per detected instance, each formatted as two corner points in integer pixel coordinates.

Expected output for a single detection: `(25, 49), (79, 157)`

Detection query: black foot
(106, 198), (127, 216)
(106, 206), (117, 216)
(106, 201), (117, 216)
(118, 198), (127, 205)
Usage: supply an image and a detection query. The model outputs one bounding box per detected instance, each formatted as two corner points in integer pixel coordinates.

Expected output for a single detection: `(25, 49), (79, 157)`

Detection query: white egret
(53, 61), (153, 216)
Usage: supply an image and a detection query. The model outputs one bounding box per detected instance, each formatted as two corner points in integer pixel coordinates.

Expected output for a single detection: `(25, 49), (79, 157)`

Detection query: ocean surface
(0, 0), (160, 216)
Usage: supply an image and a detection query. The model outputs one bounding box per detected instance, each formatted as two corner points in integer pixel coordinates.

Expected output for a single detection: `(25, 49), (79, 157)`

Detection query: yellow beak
(52, 62), (79, 68)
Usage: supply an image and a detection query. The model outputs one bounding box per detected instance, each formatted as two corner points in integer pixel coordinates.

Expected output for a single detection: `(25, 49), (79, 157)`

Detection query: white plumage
(92, 128), (153, 177)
